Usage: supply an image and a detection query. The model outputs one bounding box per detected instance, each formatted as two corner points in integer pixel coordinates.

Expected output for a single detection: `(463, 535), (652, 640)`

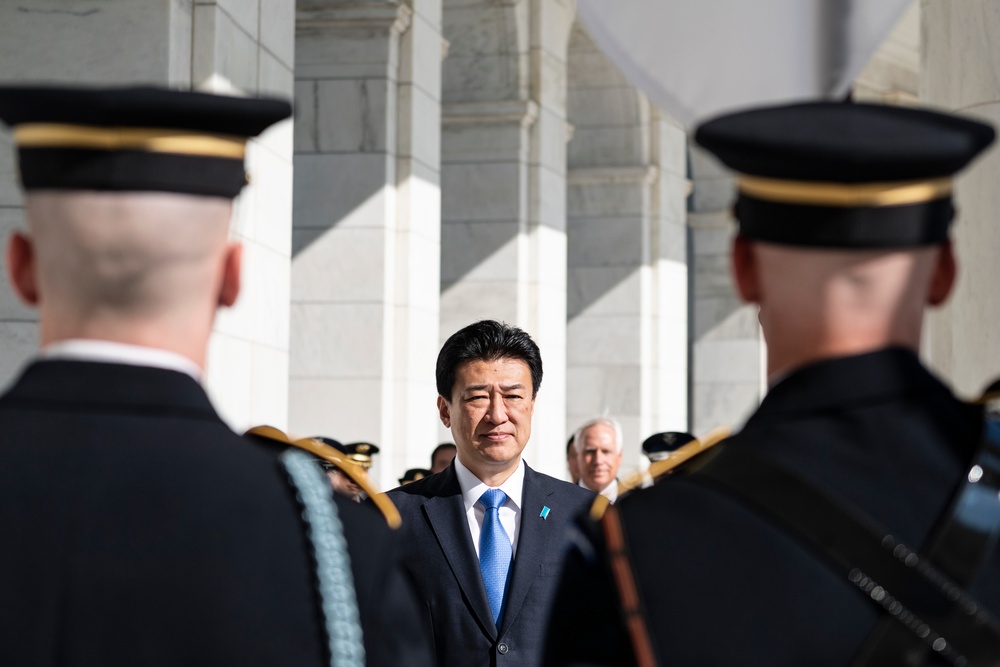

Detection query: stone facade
(565, 22), (689, 474)
(2, 0), (994, 488)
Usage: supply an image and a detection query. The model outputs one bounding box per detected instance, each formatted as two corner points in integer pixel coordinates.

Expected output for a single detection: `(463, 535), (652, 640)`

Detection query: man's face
(328, 469), (364, 501)
(431, 447), (456, 473)
(437, 357), (535, 477)
(578, 422), (622, 492)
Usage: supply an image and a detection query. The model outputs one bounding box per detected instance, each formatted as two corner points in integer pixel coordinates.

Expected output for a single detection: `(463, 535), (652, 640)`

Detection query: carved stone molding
(567, 165), (659, 186)
(297, 2), (413, 35)
(442, 99), (539, 127)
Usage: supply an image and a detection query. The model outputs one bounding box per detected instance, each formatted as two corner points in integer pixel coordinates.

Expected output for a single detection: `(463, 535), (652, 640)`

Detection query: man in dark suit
(545, 102), (1000, 665)
(0, 86), (430, 667)
(389, 320), (593, 666)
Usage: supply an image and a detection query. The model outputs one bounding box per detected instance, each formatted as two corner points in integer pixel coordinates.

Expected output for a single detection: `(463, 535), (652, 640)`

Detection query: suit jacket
(388, 460), (593, 667)
(0, 360), (430, 667)
(545, 348), (1000, 666)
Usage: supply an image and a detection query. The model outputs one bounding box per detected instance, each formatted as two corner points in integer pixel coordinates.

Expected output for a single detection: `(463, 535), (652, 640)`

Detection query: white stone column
(565, 22), (689, 474)
(688, 147), (766, 435)
(920, 0), (1000, 397)
(291, 0), (443, 490)
(0, 0), (296, 433)
(439, 0), (574, 478)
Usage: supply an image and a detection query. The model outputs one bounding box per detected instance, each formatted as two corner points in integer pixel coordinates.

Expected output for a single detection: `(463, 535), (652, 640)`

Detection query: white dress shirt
(579, 478), (618, 503)
(41, 339), (203, 382)
(454, 455), (524, 558)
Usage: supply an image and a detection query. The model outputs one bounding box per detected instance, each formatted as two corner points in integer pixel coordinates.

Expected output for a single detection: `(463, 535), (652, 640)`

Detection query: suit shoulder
(528, 468), (594, 506)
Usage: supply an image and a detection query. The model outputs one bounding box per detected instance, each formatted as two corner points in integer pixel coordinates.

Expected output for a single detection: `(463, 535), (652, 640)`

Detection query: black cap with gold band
(341, 442), (380, 471)
(695, 102), (995, 248)
(0, 86), (292, 198)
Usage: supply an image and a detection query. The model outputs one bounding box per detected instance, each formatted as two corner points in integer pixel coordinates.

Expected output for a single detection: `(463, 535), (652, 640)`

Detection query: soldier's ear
(928, 240), (956, 307)
(731, 235), (761, 303)
(7, 231), (39, 306)
(218, 242), (242, 307)
(437, 395), (452, 428)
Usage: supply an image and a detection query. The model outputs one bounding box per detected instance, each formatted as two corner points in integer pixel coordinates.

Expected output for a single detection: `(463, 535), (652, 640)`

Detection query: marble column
(688, 148), (766, 435)
(921, 0), (1000, 397)
(291, 0), (443, 490)
(439, 0), (574, 477)
(565, 22), (689, 475)
(0, 0), (296, 431)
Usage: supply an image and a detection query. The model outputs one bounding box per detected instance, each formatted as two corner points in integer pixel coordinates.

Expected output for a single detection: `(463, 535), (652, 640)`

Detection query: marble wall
(921, 0), (1000, 397)
(687, 146), (765, 435)
(565, 22), (689, 476)
(439, 0), (575, 478)
(0, 0), (296, 431)
(290, 0), (444, 491)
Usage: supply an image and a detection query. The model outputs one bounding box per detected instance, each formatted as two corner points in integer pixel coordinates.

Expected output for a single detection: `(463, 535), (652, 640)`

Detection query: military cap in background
(641, 431), (697, 462)
(0, 85), (291, 197)
(398, 468), (431, 486)
(342, 442), (380, 470)
(695, 101), (995, 248)
(309, 436), (344, 472)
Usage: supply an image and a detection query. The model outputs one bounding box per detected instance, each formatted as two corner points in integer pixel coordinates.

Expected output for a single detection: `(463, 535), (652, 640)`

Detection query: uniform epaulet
(245, 425), (402, 529)
(589, 427), (731, 521)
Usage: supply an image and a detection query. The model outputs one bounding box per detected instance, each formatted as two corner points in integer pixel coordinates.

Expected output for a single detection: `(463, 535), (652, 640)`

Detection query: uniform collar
(41, 339), (202, 381)
(754, 347), (948, 419)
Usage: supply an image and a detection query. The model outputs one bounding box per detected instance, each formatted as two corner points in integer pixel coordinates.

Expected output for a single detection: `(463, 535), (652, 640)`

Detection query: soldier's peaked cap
(0, 85), (292, 198)
(694, 102), (995, 248)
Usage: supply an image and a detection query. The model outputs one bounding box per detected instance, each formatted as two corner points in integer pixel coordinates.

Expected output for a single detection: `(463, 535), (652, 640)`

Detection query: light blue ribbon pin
(540, 506), (551, 520)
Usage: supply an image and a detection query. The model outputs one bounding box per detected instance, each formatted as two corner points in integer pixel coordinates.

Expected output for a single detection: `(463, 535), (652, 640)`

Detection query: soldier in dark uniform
(0, 86), (430, 667)
(544, 102), (1000, 666)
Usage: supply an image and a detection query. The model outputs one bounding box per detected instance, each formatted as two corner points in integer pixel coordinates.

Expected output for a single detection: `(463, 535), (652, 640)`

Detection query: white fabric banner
(577, 0), (912, 127)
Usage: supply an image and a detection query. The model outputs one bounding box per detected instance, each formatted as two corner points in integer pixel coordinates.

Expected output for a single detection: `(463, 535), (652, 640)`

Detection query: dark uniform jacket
(0, 359), (429, 667)
(388, 460), (593, 667)
(545, 347), (1000, 666)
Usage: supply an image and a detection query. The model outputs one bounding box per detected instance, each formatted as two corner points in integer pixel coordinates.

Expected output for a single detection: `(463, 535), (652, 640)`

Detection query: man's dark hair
(435, 320), (543, 400)
(431, 442), (456, 461)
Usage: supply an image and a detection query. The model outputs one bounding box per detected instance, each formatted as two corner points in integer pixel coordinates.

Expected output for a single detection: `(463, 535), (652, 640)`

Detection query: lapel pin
(539, 506), (550, 520)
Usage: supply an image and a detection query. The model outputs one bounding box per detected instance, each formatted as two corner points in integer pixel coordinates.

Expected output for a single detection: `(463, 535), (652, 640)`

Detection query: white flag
(577, 0), (912, 127)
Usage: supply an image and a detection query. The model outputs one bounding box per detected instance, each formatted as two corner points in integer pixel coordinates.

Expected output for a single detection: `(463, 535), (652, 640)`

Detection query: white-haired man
(574, 417), (624, 503)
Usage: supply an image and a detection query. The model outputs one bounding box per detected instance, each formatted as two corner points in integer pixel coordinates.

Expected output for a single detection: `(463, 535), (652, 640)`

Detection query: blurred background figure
(430, 442), (457, 473)
(566, 435), (580, 484)
(574, 417), (623, 503)
(642, 431), (697, 464)
(399, 468), (432, 486)
(312, 437), (379, 502)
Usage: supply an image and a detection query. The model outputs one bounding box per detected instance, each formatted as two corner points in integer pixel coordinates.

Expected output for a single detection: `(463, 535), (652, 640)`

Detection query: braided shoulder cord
(281, 448), (365, 667)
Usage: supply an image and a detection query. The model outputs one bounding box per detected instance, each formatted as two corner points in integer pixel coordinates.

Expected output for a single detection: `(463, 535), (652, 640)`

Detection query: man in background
(430, 441), (457, 473)
(565, 435), (580, 484)
(574, 417), (623, 503)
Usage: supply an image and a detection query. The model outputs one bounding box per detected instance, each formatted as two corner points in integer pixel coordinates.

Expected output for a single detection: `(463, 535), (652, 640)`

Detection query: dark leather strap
(853, 419), (1000, 666)
(682, 439), (1000, 667)
(601, 504), (659, 667)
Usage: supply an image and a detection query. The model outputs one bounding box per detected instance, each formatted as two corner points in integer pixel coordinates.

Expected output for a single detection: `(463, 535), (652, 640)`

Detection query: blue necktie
(478, 488), (513, 625)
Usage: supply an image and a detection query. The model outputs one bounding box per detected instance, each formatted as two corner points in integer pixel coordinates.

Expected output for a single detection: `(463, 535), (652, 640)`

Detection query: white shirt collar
(454, 454), (525, 513)
(41, 339), (203, 382)
(579, 478), (618, 502)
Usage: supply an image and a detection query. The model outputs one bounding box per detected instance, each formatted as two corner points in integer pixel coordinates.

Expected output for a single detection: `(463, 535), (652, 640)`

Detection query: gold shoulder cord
(245, 425), (402, 530)
(589, 426), (731, 521)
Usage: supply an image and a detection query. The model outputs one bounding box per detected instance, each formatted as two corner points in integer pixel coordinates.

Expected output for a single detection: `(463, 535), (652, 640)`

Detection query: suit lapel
(499, 464), (553, 636)
(421, 467), (497, 638)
